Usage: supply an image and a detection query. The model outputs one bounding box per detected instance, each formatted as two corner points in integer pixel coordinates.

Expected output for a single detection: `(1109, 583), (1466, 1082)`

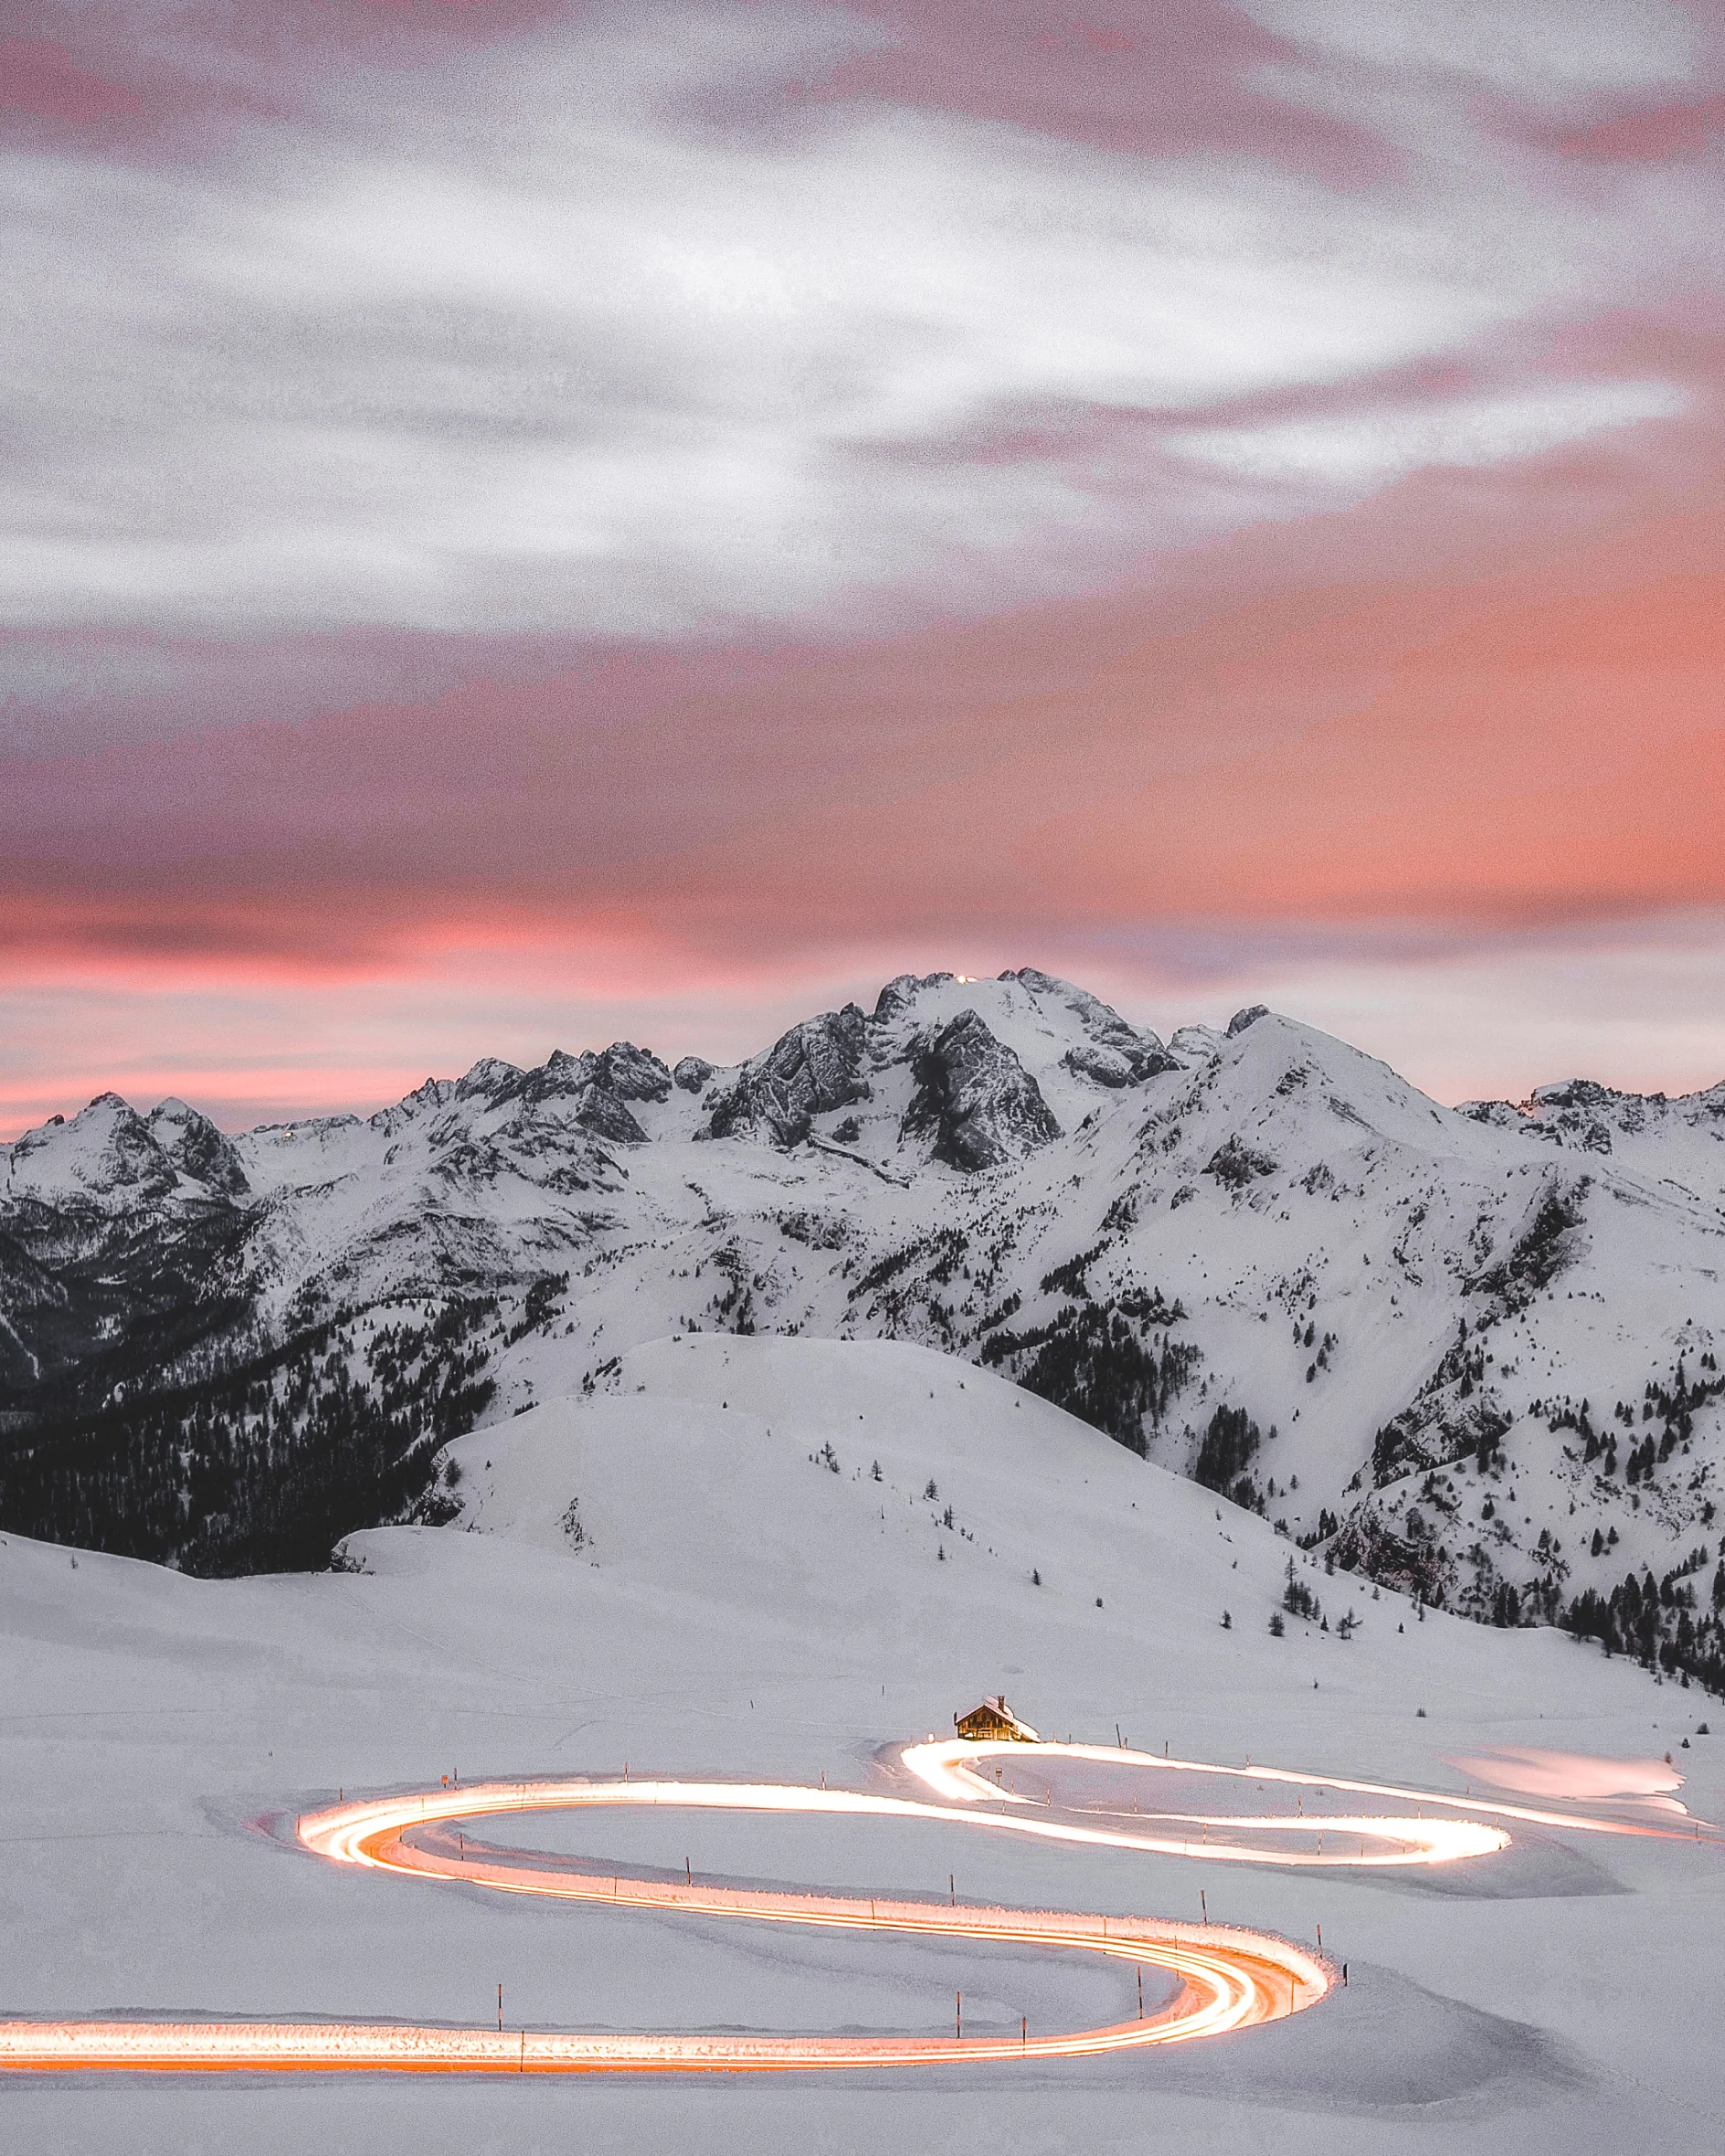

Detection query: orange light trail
(5, 1735), (1617, 2079)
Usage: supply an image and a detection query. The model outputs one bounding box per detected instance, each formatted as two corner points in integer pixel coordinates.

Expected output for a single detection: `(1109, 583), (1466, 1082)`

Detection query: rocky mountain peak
(454, 1056), (525, 1103)
(704, 1004), (872, 1147)
(6, 1092), (179, 1208)
(144, 1098), (251, 1198)
(871, 972), (957, 1022)
(369, 1077), (460, 1137)
(590, 1042), (673, 1103)
(900, 1009), (1062, 1171)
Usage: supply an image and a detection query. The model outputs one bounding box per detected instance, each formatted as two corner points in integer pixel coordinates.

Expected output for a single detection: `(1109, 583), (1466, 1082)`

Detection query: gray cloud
(0, 2), (1716, 646)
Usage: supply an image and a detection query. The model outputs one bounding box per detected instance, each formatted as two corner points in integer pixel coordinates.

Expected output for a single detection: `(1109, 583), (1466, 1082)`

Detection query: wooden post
(956, 1992), (961, 2040)
(1201, 1889), (1207, 1924)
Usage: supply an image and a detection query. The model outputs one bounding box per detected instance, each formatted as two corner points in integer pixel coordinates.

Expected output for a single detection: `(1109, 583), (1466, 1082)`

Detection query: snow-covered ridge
(4, 967), (1725, 1688)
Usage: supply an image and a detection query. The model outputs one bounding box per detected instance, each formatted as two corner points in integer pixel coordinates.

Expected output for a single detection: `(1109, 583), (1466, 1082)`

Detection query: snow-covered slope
(5, 969), (1725, 1686)
(3, 1335), (1719, 2154)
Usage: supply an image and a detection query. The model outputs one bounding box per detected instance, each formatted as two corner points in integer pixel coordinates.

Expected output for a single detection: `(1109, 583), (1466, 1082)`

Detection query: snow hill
(4, 968), (1725, 1688)
(3, 1333), (1719, 2155)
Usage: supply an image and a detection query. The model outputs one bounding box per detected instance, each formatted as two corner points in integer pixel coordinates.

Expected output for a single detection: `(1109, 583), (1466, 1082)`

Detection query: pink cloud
(0, 37), (145, 125)
(1547, 90), (1725, 163)
(2, 0), (1722, 1118)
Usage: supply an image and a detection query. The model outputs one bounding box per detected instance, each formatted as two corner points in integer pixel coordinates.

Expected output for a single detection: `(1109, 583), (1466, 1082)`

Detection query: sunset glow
(3, 1), (1722, 1126)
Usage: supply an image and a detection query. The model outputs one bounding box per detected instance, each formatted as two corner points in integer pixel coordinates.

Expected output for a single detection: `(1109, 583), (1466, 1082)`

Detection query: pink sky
(3, 0), (1723, 1135)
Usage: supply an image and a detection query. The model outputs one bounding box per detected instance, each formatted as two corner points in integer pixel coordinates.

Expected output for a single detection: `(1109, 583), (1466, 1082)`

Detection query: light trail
(300, 1768), (1507, 1873)
(903, 1740), (1719, 1847)
(4, 1769), (1328, 2076)
(11, 1733), (1605, 2080)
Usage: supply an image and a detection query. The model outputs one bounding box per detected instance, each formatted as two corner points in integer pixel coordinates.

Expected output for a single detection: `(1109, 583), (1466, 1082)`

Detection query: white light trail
(904, 1739), (1715, 1845)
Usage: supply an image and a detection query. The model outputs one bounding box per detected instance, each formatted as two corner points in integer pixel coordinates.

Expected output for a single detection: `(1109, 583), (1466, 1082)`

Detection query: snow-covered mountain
(4, 967), (1723, 1687)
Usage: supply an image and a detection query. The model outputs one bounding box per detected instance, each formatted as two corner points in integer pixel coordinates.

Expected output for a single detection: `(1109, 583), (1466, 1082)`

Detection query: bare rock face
(589, 1043), (673, 1103)
(564, 1086), (649, 1147)
(672, 1055), (715, 1094)
(1457, 1098), (1533, 1135)
(145, 1099), (252, 1198)
(516, 1045), (672, 1145)
(454, 1057), (525, 1104)
(1063, 1040), (1175, 1089)
(900, 1010), (1062, 1171)
(704, 1006), (872, 1147)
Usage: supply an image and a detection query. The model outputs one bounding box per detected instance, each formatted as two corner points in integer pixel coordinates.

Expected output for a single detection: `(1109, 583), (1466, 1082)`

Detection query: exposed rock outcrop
(145, 1099), (252, 1198)
(901, 1011), (1062, 1171)
(704, 1006), (872, 1147)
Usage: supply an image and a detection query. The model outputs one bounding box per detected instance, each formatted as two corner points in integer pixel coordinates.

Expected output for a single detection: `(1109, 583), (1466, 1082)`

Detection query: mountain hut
(954, 1696), (1040, 1743)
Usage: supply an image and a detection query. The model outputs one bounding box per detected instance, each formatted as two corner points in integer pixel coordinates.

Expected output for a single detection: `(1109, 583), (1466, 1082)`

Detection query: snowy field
(4, 1334), (1721, 2152)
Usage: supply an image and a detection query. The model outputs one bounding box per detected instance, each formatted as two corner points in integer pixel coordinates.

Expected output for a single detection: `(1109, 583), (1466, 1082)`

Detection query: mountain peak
(704, 1005), (873, 1148)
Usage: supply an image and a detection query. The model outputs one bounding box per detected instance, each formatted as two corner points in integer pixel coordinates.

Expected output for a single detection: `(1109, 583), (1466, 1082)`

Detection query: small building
(954, 1695), (1040, 1743)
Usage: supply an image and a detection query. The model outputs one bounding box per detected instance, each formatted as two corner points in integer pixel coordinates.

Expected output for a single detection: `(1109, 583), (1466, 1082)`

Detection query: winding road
(5, 1735), (1679, 2077)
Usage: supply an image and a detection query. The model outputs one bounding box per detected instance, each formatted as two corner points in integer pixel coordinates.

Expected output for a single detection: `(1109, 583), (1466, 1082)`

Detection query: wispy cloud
(1167, 378), (1688, 488)
(1242, 0), (1699, 107)
(1, 0), (1720, 1116)
(1, 2), (1714, 644)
